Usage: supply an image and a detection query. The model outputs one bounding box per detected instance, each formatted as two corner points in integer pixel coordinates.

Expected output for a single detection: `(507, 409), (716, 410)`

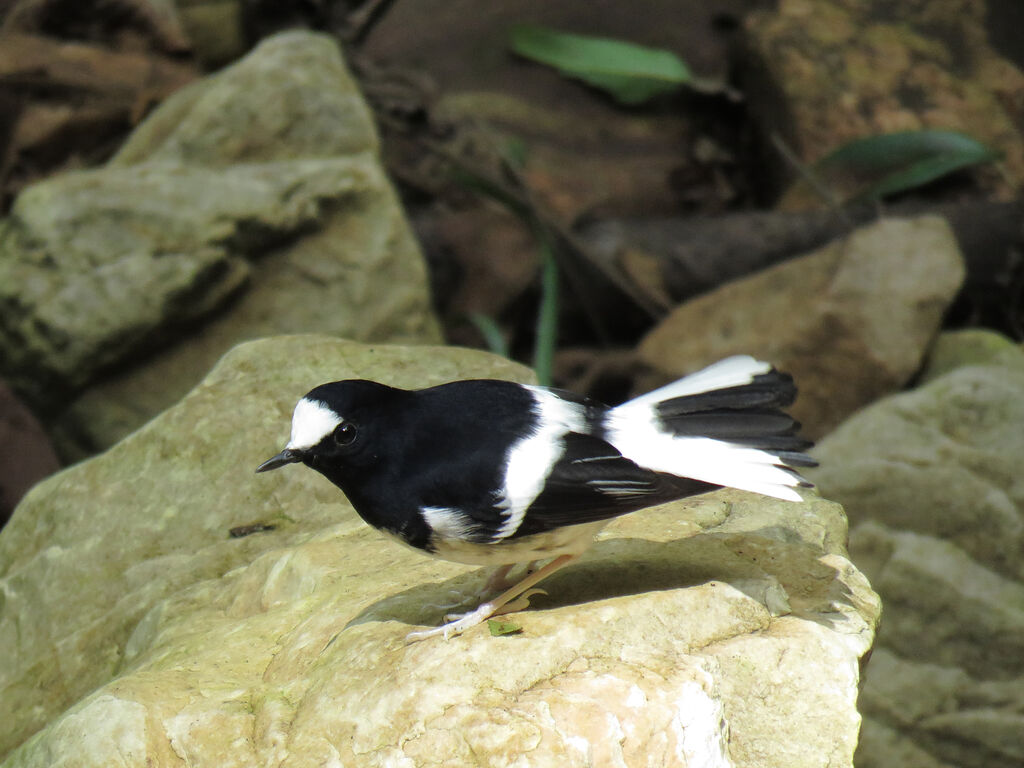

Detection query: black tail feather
(656, 370), (797, 417)
(773, 450), (819, 468)
(653, 369), (814, 463)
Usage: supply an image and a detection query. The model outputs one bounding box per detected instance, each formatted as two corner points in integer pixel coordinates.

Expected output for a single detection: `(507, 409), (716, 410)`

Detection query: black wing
(509, 432), (716, 538)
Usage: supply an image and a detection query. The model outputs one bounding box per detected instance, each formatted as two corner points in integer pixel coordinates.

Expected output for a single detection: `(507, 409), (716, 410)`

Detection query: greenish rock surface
(918, 329), (1018, 384)
(811, 337), (1024, 768)
(110, 30), (379, 165)
(638, 216), (964, 439)
(0, 336), (879, 767)
(171, 0), (246, 68)
(0, 31), (441, 454)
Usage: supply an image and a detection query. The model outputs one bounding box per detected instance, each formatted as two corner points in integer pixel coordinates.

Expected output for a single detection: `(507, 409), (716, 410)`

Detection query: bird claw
(405, 555), (576, 642)
(405, 588), (549, 642)
(441, 588), (546, 623)
(492, 588), (546, 616)
(405, 600), (498, 642)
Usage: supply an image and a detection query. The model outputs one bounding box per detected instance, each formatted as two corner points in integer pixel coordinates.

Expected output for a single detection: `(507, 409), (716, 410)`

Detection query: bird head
(256, 380), (396, 477)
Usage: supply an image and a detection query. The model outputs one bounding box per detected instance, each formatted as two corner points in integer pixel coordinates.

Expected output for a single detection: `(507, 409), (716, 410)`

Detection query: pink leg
(482, 564), (515, 594)
(406, 554), (578, 642)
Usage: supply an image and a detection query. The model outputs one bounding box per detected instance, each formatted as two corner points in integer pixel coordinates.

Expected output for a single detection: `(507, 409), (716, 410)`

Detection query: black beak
(256, 448), (303, 473)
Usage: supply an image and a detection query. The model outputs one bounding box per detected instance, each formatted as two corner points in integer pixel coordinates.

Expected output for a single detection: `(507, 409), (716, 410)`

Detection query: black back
(300, 379), (539, 548)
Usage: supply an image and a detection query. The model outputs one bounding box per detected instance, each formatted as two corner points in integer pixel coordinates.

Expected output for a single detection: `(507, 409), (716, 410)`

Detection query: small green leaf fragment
(509, 25), (691, 105)
(488, 618), (523, 636)
(815, 130), (1002, 202)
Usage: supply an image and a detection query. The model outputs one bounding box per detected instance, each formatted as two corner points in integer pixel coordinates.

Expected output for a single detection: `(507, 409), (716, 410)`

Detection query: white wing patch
(286, 397), (342, 451)
(586, 478), (654, 498)
(494, 388), (586, 540)
(572, 454), (622, 464)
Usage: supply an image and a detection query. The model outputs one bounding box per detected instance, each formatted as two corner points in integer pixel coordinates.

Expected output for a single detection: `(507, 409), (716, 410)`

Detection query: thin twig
(771, 132), (855, 228)
(342, 0), (400, 46)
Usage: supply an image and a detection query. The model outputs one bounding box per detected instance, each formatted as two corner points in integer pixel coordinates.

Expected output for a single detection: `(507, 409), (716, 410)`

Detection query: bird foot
(489, 588), (547, 617)
(441, 588), (547, 624)
(405, 600), (499, 642)
(406, 590), (548, 642)
(405, 555), (577, 642)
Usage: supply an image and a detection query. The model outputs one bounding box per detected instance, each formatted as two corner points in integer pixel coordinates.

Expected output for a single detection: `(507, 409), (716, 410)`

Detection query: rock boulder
(0, 336), (878, 767)
(811, 334), (1024, 767)
(638, 216), (964, 438)
(0, 31), (441, 457)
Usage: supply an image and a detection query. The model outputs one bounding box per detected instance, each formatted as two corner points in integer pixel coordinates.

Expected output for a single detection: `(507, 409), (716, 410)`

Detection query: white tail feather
(606, 425), (803, 501)
(621, 355), (771, 410)
(607, 356), (803, 502)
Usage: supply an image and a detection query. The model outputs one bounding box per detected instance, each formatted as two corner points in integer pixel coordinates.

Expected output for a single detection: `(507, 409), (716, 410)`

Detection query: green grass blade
(467, 313), (510, 359)
(532, 232), (559, 387)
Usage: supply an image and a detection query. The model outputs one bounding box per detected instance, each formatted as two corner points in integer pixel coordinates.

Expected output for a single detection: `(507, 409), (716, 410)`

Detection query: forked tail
(604, 356), (816, 501)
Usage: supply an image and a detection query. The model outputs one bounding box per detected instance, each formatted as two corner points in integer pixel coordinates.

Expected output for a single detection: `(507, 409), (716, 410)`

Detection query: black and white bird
(257, 355), (815, 640)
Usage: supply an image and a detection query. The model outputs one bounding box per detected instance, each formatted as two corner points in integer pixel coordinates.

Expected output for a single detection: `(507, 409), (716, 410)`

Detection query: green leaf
(488, 618), (523, 637)
(509, 25), (691, 105)
(815, 130), (1002, 202)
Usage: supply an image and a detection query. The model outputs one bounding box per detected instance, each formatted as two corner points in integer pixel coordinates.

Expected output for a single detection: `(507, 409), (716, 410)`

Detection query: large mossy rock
(0, 337), (878, 767)
(811, 333), (1024, 768)
(0, 31), (441, 456)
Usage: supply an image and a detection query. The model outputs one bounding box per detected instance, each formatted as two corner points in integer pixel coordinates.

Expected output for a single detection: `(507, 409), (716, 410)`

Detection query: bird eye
(333, 422), (357, 447)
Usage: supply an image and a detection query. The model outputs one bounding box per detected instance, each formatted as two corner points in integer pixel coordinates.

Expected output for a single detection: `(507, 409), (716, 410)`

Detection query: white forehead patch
(286, 398), (342, 450)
